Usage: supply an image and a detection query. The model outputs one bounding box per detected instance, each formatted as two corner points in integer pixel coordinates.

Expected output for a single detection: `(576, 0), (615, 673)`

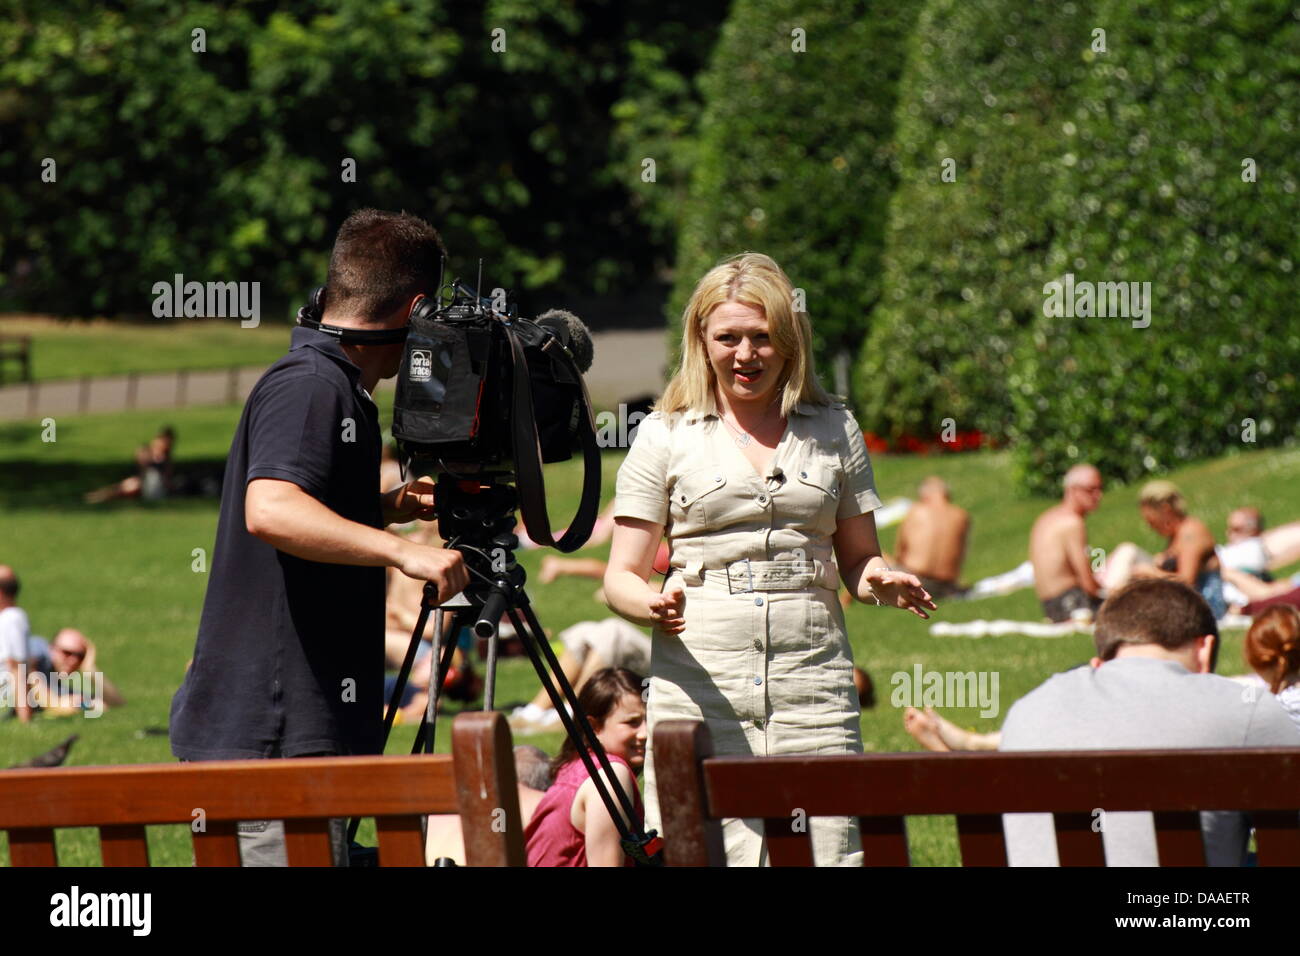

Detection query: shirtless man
(1029, 464), (1104, 622)
(890, 477), (970, 600)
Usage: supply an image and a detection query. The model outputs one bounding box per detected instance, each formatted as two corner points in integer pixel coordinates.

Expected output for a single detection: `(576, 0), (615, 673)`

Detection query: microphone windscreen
(537, 309), (594, 373)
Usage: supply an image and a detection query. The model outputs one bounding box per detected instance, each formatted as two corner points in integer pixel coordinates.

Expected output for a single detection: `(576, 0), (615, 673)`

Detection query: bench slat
(100, 824), (150, 866)
(1152, 810), (1205, 865)
(653, 721), (725, 866)
(1252, 811), (1300, 866)
(0, 713), (523, 869)
(192, 820), (241, 867)
(858, 815), (910, 866)
(8, 827), (57, 866)
(764, 817), (815, 866)
(375, 814), (427, 867)
(955, 814), (1007, 866)
(0, 755), (460, 827)
(284, 818), (337, 867)
(1052, 813), (1105, 866)
(453, 712), (527, 867)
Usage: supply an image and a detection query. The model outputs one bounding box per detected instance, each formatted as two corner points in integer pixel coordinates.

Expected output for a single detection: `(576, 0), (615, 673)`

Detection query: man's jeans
(238, 816), (349, 868)
(183, 749), (350, 867)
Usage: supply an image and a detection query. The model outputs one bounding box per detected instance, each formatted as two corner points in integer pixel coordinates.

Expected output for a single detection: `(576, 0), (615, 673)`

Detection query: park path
(0, 329), (668, 423)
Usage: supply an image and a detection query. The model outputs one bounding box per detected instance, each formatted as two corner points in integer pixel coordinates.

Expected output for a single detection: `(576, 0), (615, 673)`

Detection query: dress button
(800, 470), (807, 478)
(714, 475), (722, 482)
(679, 493), (686, 503)
(758, 494), (767, 503)
(753, 638), (763, 650)
(752, 718), (764, 728)
(754, 597), (764, 606)
(753, 677), (763, 685)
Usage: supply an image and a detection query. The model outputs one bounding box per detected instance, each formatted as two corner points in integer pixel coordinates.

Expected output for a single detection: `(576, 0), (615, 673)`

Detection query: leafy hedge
(1008, 0), (1300, 493)
(854, 0), (1094, 441)
(668, 0), (923, 394)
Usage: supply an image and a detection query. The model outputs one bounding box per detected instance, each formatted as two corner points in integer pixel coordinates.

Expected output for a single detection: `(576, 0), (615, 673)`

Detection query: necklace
(718, 401), (780, 448)
(719, 415), (753, 447)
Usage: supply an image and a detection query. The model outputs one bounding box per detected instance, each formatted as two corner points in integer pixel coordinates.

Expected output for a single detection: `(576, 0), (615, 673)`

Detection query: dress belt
(675, 557), (838, 592)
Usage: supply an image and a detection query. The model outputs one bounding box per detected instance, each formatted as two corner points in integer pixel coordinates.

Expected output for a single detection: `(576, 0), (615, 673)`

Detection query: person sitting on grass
(525, 667), (646, 867)
(1241, 605), (1300, 731)
(884, 476), (971, 601)
(1102, 480), (1226, 618)
(84, 425), (176, 503)
(509, 618), (650, 733)
(31, 628), (126, 716)
(1029, 464), (1105, 622)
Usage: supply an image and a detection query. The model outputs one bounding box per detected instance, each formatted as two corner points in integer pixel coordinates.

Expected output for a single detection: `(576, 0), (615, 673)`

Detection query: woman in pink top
(525, 668), (647, 867)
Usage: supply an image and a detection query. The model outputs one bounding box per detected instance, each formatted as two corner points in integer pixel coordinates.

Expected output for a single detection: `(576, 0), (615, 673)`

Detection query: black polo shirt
(170, 326), (385, 759)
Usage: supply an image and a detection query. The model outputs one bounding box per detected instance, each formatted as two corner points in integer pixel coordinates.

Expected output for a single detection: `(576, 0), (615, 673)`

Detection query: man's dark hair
(1094, 578), (1219, 669)
(0, 570), (18, 600)
(324, 209), (446, 321)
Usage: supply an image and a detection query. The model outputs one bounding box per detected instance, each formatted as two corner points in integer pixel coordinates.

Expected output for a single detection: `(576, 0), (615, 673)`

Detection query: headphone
(295, 285), (435, 345)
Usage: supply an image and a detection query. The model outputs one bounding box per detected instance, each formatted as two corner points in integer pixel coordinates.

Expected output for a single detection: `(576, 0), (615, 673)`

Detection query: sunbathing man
(1029, 464), (1104, 622)
(887, 477), (970, 601)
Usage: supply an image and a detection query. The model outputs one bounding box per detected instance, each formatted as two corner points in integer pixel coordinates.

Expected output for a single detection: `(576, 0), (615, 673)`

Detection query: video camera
(390, 267), (601, 552)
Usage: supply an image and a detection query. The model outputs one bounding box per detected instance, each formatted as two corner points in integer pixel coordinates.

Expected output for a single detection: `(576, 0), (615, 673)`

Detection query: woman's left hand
(864, 568), (937, 619)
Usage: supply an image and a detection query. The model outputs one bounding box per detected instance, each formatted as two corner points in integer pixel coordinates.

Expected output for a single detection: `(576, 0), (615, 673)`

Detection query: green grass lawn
(0, 316), (292, 383)
(1, 399), (1296, 865)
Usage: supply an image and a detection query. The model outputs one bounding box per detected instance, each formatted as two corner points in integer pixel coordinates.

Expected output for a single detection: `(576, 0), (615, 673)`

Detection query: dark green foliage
(1008, 0), (1300, 493)
(669, 0), (922, 394)
(855, 0), (1094, 440)
(0, 0), (725, 318)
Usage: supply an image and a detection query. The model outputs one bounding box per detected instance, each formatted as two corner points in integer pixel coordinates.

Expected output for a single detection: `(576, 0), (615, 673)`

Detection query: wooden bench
(0, 334), (32, 386)
(654, 720), (1300, 866)
(0, 712), (524, 867)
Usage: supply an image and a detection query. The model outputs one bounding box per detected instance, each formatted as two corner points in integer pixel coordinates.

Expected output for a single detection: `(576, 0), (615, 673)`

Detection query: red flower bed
(862, 430), (991, 455)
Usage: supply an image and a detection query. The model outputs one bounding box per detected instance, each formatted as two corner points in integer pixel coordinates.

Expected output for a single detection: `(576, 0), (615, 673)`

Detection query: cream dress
(613, 400), (882, 866)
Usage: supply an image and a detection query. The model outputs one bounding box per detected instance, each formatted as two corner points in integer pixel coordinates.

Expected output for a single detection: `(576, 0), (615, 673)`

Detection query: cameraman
(169, 209), (468, 866)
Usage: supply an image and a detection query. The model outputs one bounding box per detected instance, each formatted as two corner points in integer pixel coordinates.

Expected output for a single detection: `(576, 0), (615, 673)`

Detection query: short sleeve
(0, 608), (31, 663)
(246, 371), (344, 499)
(836, 409), (883, 520)
(613, 412), (671, 525)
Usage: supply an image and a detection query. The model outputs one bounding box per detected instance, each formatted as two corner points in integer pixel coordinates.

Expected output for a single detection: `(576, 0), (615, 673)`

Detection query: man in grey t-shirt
(1001, 578), (1300, 866)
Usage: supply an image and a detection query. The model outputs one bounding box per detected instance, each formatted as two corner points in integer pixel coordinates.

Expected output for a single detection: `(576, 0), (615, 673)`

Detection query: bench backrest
(0, 712), (525, 866)
(653, 720), (1300, 866)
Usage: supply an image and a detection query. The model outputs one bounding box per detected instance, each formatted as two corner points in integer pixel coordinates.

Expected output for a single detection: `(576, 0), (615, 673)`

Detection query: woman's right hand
(648, 586), (686, 635)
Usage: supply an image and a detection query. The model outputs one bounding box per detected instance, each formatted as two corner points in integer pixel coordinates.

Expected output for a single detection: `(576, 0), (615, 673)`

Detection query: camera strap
(502, 324), (602, 554)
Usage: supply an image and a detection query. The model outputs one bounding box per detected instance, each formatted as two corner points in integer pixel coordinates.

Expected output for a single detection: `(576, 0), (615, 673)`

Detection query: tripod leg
(381, 602), (434, 751)
(412, 612), (460, 754)
(484, 621), (499, 713)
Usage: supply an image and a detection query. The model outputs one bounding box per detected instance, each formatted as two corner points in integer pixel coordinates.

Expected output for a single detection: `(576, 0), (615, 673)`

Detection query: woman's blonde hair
(657, 252), (833, 417)
(1138, 479), (1186, 514)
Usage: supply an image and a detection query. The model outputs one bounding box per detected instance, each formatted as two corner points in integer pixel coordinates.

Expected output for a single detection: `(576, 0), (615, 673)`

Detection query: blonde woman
(1102, 480), (1226, 618)
(604, 252), (934, 866)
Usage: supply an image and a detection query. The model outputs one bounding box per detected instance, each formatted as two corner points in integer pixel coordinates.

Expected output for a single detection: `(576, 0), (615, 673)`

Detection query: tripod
(352, 473), (662, 866)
